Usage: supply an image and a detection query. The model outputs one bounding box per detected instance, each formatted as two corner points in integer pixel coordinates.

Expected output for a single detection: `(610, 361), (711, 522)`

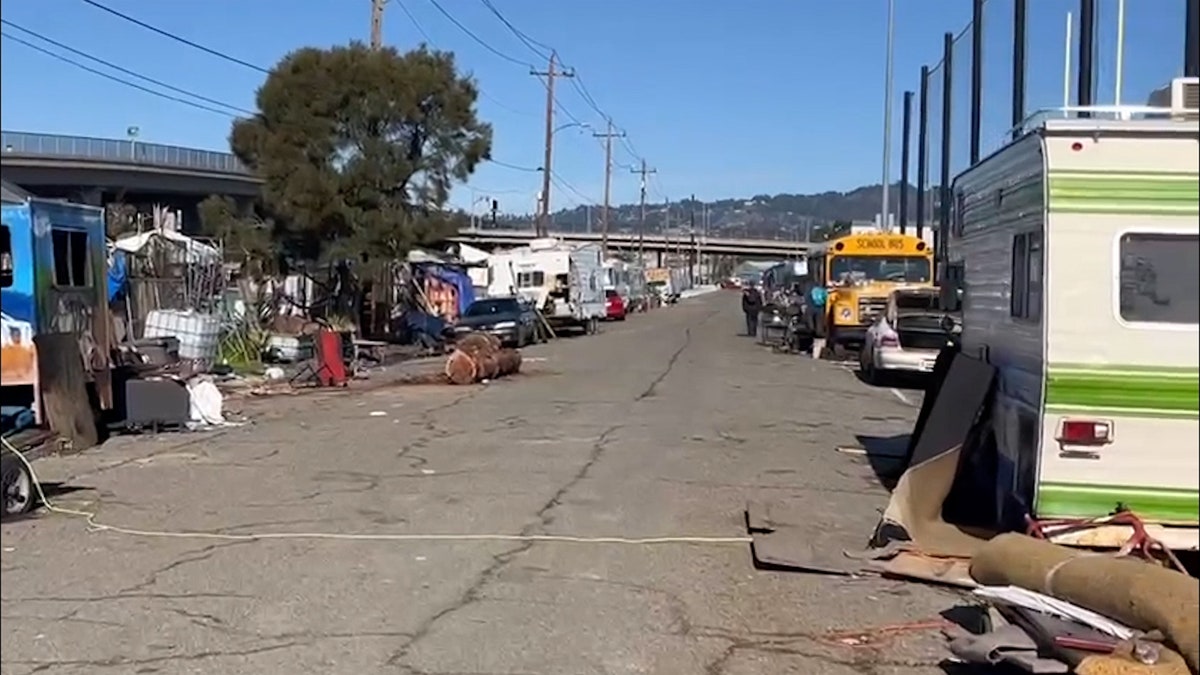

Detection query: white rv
(947, 80), (1199, 550)
(487, 238), (606, 334)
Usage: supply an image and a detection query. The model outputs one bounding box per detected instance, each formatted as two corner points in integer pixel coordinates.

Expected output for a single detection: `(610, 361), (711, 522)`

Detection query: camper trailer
(946, 82), (1199, 550)
(487, 239), (606, 334)
(602, 259), (648, 311)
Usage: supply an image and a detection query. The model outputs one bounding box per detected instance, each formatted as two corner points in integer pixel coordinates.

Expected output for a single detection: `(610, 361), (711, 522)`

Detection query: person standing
(741, 285), (763, 337)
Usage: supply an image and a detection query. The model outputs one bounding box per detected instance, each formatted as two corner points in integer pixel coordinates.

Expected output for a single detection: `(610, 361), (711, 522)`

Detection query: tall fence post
(899, 90), (913, 235)
(915, 66), (930, 242)
(1078, 0), (1096, 113)
(1012, 0), (1028, 137)
(1186, 0), (1199, 77)
(938, 33), (954, 268)
(970, 0), (985, 165)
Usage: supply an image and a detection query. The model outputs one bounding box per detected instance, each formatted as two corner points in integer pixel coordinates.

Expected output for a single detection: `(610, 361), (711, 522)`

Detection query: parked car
(859, 287), (958, 385)
(453, 297), (538, 348)
(605, 289), (627, 321)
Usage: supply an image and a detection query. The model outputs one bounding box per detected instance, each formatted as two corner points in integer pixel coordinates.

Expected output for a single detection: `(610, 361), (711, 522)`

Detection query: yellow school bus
(807, 231), (934, 352)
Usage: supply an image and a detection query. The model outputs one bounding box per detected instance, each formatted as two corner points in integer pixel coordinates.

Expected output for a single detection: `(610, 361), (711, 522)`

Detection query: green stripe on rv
(1047, 173), (1200, 216)
(1049, 363), (1198, 375)
(1037, 482), (1199, 524)
(1045, 371), (1199, 414)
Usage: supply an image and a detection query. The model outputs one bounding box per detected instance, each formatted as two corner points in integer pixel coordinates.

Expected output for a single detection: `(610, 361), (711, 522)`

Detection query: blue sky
(0, 0), (1189, 214)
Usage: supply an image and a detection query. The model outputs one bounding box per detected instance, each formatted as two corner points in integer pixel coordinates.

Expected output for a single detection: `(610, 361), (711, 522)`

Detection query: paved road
(1, 292), (963, 675)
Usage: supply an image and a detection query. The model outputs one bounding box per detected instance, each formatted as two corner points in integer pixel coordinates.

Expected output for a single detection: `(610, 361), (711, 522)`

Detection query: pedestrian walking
(741, 285), (763, 337)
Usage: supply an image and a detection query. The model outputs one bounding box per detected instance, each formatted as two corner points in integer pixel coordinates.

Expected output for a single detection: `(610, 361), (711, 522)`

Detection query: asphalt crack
(385, 424), (623, 669)
(637, 319), (704, 401)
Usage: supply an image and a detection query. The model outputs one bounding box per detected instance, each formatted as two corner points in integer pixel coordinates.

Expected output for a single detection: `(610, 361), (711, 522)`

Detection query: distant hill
(487, 182), (939, 241)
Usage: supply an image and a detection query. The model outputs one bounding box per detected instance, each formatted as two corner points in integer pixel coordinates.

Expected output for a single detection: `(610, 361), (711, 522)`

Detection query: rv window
(51, 228), (91, 288)
(1026, 232), (1043, 319)
(952, 191), (965, 237)
(516, 271), (544, 288)
(1010, 232), (1041, 321)
(1118, 233), (1199, 325)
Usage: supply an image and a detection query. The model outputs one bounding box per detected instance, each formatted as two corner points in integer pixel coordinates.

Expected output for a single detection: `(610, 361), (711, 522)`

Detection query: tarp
(107, 250), (127, 302)
(422, 264), (475, 316)
(113, 229), (220, 264)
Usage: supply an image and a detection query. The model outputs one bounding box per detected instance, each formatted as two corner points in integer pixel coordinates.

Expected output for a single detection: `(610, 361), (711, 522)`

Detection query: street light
(880, 0), (896, 232)
(470, 194), (491, 230)
(554, 122), (591, 135)
(127, 125), (140, 160)
(536, 122), (591, 236)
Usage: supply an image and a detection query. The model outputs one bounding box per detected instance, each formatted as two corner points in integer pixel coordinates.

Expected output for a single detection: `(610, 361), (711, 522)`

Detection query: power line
(456, 0), (647, 165)
(424, 0), (593, 137)
(64, 0), (538, 174)
(568, 76), (608, 121)
(424, 0), (530, 67)
(390, 0), (535, 117)
(478, 0), (554, 60)
(550, 172), (599, 206)
(79, 0), (269, 74)
(1, 20), (254, 116)
(487, 158), (541, 172)
(1, 31), (241, 118)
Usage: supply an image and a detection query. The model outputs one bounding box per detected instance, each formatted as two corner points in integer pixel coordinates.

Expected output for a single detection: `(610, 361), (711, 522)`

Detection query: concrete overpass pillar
(656, 250), (663, 267)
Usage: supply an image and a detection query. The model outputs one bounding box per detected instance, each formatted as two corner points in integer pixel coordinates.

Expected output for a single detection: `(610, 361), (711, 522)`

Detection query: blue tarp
(107, 250), (127, 302)
(422, 264), (475, 315)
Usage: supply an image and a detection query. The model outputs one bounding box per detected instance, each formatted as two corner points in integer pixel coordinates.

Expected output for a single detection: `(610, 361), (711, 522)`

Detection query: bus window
(830, 255), (931, 284)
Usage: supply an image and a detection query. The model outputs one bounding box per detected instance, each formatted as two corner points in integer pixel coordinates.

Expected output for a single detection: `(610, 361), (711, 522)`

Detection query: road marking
(890, 388), (915, 407)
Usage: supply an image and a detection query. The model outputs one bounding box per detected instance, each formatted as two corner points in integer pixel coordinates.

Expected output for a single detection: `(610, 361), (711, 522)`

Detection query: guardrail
(1, 131), (251, 175)
(454, 228), (812, 249)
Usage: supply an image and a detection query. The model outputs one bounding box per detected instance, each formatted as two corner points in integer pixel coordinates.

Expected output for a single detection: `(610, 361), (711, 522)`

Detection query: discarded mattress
(970, 533), (1200, 674)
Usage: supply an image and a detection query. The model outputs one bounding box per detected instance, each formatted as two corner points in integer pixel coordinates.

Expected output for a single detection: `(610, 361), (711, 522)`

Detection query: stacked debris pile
(966, 533), (1199, 674)
(444, 333), (522, 385)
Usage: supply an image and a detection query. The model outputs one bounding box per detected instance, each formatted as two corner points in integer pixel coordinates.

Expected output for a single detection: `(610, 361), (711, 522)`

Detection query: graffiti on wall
(1, 205), (37, 386)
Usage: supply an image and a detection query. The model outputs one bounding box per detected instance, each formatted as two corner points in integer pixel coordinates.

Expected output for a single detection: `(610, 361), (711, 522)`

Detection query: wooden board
(33, 332), (98, 451)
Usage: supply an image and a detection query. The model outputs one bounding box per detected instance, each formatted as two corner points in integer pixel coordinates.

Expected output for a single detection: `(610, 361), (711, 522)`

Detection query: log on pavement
(444, 346), (522, 385)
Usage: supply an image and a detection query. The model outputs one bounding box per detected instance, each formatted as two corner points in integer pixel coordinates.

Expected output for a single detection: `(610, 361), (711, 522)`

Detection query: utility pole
(593, 119), (625, 256)
(631, 159), (656, 265)
(370, 0), (385, 50)
(689, 194), (698, 284)
(531, 52), (574, 237)
(664, 198), (672, 263)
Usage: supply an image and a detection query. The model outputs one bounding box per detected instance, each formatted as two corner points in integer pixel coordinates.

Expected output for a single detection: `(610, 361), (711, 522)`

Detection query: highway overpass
(0, 131), (810, 258)
(450, 228), (812, 258)
(0, 131), (261, 201)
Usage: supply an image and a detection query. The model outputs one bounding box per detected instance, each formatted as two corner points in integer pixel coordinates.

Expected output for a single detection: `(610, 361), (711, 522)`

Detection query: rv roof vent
(1170, 77), (1199, 121)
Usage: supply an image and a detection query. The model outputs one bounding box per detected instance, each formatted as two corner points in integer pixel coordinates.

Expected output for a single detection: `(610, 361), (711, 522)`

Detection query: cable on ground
(1, 436), (751, 547)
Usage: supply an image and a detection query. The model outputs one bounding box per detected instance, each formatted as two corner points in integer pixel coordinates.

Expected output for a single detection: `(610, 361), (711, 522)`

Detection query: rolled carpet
(970, 534), (1199, 673)
(1076, 646), (1191, 675)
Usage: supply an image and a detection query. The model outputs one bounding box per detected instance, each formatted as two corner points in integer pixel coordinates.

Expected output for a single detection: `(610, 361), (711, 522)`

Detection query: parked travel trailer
(945, 84), (1199, 550)
(602, 259), (648, 310)
(487, 239), (606, 334)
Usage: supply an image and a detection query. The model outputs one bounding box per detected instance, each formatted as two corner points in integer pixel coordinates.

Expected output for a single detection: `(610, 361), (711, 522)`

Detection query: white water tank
(143, 310), (221, 361)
